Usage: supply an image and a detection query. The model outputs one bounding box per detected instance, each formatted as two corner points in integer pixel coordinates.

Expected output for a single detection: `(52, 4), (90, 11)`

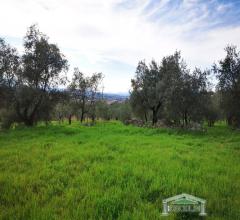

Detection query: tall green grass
(0, 121), (239, 219)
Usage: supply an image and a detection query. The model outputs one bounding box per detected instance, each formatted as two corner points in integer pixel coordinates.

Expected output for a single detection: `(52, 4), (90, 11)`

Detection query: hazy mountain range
(99, 92), (129, 101)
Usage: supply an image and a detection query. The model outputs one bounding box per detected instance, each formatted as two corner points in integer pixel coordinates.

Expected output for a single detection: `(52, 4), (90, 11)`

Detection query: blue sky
(1, 0), (240, 93)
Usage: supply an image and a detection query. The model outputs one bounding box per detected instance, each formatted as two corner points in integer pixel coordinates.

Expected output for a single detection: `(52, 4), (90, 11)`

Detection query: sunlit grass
(0, 121), (239, 219)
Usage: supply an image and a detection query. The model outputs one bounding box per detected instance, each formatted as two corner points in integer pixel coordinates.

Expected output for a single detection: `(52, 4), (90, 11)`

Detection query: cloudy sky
(1, 0), (240, 93)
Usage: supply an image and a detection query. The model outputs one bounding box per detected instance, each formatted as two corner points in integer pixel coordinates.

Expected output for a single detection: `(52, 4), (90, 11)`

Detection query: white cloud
(0, 0), (239, 93)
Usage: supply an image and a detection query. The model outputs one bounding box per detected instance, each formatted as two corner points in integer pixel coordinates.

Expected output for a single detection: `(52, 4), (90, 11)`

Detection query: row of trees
(130, 47), (240, 128)
(0, 25), (103, 128)
(1, 25), (240, 129)
(54, 100), (131, 125)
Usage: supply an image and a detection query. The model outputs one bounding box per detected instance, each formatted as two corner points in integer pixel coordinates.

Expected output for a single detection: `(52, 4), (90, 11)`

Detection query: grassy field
(0, 121), (239, 220)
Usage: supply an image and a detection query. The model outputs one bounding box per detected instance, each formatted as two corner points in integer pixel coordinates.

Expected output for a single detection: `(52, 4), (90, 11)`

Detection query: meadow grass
(0, 121), (239, 220)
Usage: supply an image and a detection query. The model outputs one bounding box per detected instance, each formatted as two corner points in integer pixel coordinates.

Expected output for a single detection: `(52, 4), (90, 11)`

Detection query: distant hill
(101, 92), (129, 101)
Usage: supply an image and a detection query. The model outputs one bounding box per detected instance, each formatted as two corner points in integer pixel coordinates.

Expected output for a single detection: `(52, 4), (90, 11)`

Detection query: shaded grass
(0, 121), (239, 219)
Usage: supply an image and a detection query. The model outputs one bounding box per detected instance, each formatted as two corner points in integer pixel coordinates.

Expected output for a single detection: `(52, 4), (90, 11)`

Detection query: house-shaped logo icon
(162, 193), (207, 216)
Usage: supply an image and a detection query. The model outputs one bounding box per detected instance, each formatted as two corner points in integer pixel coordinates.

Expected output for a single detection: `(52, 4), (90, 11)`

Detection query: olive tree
(214, 45), (240, 127)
